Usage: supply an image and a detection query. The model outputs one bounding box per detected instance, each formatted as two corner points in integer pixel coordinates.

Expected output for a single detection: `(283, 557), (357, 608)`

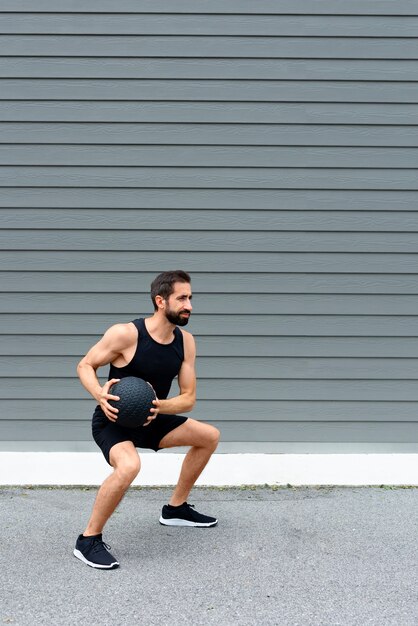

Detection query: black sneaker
(73, 534), (119, 569)
(159, 502), (217, 527)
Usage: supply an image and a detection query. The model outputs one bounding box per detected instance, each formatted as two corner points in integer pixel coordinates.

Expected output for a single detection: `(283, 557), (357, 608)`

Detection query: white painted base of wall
(1, 452), (418, 486)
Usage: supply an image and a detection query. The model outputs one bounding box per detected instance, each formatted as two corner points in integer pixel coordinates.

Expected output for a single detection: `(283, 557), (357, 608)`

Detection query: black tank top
(108, 318), (184, 400)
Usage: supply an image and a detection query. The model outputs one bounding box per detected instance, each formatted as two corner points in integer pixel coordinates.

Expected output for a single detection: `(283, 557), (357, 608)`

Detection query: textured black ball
(109, 376), (156, 428)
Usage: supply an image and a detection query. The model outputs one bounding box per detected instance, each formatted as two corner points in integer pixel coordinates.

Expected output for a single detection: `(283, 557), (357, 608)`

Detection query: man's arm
(77, 323), (135, 421)
(150, 331), (197, 417)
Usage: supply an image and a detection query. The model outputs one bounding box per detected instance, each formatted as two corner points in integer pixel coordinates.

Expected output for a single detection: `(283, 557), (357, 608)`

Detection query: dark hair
(150, 270), (191, 311)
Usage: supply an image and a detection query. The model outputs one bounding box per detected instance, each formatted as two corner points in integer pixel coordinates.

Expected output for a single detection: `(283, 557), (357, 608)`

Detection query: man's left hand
(143, 398), (160, 427)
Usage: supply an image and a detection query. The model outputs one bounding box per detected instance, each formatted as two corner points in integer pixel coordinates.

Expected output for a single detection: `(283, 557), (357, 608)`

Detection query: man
(74, 270), (220, 569)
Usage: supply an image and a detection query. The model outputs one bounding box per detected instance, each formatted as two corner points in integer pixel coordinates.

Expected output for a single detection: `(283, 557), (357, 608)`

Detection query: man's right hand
(98, 378), (121, 422)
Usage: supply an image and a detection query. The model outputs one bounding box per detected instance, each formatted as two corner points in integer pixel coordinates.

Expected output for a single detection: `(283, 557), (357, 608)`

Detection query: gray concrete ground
(1, 486), (417, 626)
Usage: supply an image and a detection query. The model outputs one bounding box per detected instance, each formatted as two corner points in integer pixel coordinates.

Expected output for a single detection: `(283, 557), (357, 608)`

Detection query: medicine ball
(109, 376), (156, 428)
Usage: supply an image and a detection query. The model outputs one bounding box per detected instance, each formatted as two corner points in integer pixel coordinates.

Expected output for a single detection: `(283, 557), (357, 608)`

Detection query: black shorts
(92, 406), (188, 465)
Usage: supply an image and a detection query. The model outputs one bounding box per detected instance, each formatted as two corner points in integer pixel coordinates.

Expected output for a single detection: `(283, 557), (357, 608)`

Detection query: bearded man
(74, 270), (220, 569)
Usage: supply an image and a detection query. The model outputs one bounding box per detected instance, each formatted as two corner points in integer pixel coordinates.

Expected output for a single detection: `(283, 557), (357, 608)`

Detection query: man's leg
(74, 441), (140, 568)
(159, 419), (220, 506)
(83, 441), (141, 536)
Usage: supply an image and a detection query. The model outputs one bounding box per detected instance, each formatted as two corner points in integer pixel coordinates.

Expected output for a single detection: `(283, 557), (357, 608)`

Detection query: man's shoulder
(105, 321), (137, 346)
(179, 328), (196, 355)
(179, 328), (194, 341)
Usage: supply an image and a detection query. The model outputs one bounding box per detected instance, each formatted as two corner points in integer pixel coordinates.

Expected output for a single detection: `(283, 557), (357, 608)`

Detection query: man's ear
(155, 294), (165, 309)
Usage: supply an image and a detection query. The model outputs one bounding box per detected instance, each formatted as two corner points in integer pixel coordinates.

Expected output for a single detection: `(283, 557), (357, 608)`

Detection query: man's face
(163, 282), (193, 326)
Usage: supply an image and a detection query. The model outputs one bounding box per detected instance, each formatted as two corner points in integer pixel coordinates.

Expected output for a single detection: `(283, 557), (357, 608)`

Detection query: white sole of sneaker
(159, 516), (217, 527)
(73, 549), (119, 569)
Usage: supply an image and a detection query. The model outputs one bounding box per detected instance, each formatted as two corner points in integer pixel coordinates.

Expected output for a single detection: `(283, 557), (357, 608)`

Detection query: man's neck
(145, 313), (176, 344)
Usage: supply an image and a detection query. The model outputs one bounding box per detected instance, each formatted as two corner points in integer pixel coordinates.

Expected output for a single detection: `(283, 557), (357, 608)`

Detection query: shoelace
(91, 537), (112, 554)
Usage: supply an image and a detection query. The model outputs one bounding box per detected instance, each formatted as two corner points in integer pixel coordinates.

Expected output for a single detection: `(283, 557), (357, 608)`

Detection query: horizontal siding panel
(2, 15), (418, 37)
(3, 272), (418, 295)
(1, 419), (416, 443)
(5, 209), (418, 232)
(2, 189), (418, 210)
(5, 356), (418, 379)
(4, 293), (418, 315)
(4, 399), (418, 422)
(2, 252), (418, 273)
(5, 146), (418, 168)
(4, 230), (418, 252)
(2, 378), (418, 402)
(185, 421), (418, 443)
(2, 36), (418, 59)
(5, 80), (418, 104)
(4, 1), (418, 15)
(3, 124), (418, 147)
(3, 3), (418, 448)
(2, 167), (418, 189)
(2, 101), (418, 123)
(5, 335), (418, 359)
(2, 314), (418, 336)
(2, 60), (418, 82)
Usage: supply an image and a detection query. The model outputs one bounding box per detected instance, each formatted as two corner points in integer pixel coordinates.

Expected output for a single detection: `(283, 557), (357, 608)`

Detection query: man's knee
(111, 448), (141, 484)
(205, 425), (220, 449)
(116, 457), (140, 484)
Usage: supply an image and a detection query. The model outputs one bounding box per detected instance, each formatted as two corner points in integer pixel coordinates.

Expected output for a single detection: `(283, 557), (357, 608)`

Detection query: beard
(164, 308), (191, 326)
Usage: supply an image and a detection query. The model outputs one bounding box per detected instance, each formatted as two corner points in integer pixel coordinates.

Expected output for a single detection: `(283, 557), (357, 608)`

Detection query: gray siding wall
(1, 1), (418, 451)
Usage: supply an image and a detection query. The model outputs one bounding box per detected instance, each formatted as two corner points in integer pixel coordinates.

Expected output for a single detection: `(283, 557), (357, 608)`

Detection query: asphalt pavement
(1, 486), (417, 626)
